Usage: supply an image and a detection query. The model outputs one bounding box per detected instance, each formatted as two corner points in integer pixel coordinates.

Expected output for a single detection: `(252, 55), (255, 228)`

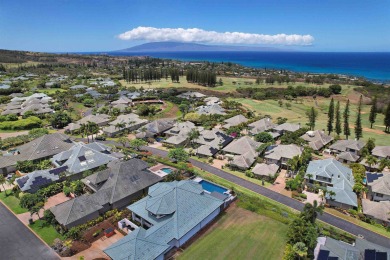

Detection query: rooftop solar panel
(376, 252), (388, 260)
(49, 165), (68, 175)
(365, 249), (376, 260)
(16, 176), (29, 188)
(79, 155), (87, 162)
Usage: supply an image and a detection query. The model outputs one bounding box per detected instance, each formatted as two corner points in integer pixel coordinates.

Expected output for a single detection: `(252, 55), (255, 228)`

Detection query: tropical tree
(0, 175), (6, 193)
(30, 201), (44, 220)
(293, 242), (308, 260)
(51, 111), (71, 129)
(118, 137), (129, 147)
(87, 121), (99, 142)
(79, 123), (89, 143)
(365, 155), (378, 172)
(302, 200), (324, 224)
(187, 129), (200, 147)
(355, 95), (363, 140)
(327, 98), (334, 134)
(384, 103), (390, 133)
(168, 148), (189, 162)
(129, 138), (147, 151)
(343, 99), (351, 139)
(115, 122), (126, 134)
(369, 96), (377, 129)
(254, 132), (274, 143)
(305, 107), (318, 131)
(328, 190), (336, 200)
(379, 158), (390, 171)
(335, 101), (341, 136)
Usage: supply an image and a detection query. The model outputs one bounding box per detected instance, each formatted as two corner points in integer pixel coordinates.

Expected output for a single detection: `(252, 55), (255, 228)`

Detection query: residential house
(163, 121), (201, 147)
(111, 96), (132, 106)
(193, 129), (233, 157)
(135, 119), (175, 139)
(367, 173), (390, 201)
(64, 114), (111, 133)
(222, 136), (262, 170)
(177, 91), (206, 100)
(0, 133), (74, 175)
(330, 140), (366, 164)
(362, 199), (390, 225)
(104, 180), (225, 260)
(314, 236), (390, 260)
(50, 159), (161, 229)
(247, 118), (276, 135)
(372, 146), (390, 160)
(301, 130), (334, 151)
(15, 166), (68, 193)
(70, 84), (88, 90)
(272, 122), (301, 136)
(1, 93), (53, 116)
(51, 142), (118, 175)
(196, 104), (226, 115)
(222, 114), (248, 129)
(251, 163), (279, 179)
(304, 158), (357, 209)
(102, 114), (148, 137)
(264, 144), (303, 169)
(204, 96), (221, 106)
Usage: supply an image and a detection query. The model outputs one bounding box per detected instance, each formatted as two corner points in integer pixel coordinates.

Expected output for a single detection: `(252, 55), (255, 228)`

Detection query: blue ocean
(107, 51), (390, 82)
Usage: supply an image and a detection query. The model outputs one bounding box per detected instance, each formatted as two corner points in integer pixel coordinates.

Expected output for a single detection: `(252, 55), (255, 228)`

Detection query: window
(376, 193), (384, 198)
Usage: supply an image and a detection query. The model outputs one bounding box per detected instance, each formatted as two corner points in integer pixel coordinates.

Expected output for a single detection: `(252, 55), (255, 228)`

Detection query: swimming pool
(199, 180), (228, 194)
(161, 168), (173, 174)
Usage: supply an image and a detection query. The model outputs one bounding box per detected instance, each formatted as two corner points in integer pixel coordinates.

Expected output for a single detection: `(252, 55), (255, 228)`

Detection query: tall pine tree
(385, 102), (390, 133)
(335, 101), (341, 136)
(306, 107), (317, 130)
(327, 98), (335, 135)
(344, 99), (351, 139)
(355, 95), (363, 140)
(369, 96), (377, 129)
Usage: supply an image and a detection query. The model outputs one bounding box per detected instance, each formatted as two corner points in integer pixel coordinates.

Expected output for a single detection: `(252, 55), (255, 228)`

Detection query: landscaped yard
(0, 192), (28, 214)
(29, 219), (64, 245)
(178, 203), (287, 260)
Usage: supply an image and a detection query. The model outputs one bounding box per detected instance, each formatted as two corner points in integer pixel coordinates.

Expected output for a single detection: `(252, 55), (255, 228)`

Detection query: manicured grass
(0, 192), (28, 214)
(36, 88), (67, 95)
(178, 204), (287, 260)
(29, 219), (64, 245)
(233, 96), (390, 145)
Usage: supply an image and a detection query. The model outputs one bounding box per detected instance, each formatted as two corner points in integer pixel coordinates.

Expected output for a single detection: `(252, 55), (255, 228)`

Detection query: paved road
(144, 146), (390, 248)
(0, 202), (59, 260)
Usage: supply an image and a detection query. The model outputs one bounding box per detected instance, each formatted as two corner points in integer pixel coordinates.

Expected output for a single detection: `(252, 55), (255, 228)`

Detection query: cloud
(118, 26), (314, 46)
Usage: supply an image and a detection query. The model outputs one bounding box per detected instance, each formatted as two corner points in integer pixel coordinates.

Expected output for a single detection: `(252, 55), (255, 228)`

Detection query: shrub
(0, 116), (42, 130)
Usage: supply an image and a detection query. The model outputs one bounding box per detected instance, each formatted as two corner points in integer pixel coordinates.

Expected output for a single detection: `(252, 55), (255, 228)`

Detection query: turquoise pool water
(199, 180), (227, 194)
(161, 168), (173, 174)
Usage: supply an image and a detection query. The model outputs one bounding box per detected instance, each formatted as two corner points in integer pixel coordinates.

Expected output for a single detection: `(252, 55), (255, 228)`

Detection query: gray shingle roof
(196, 104), (226, 115)
(372, 146), (390, 159)
(301, 130), (334, 151)
(223, 114), (248, 128)
(51, 142), (117, 174)
(194, 129), (233, 150)
(248, 118), (276, 134)
(252, 163), (279, 177)
(0, 133), (74, 169)
(16, 169), (60, 192)
(77, 114), (111, 125)
(177, 91), (206, 99)
(336, 151), (360, 162)
(273, 123), (300, 132)
(368, 174), (390, 196)
(140, 119), (175, 134)
(264, 144), (303, 161)
(222, 136), (261, 156)
(330, 140), (366, 152)
(362, 199), (390, 223)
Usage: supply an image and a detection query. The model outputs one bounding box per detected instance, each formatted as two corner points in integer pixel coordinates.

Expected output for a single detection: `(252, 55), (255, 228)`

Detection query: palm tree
(365, 155), (378, 172)
(306, 173), (313, 184)
(379, 158), (390, 171)
(188, 129), (200, 147)
(302, 200), (324, 223)
(293, 242), (308, 260)
(0, 175), (6, 193)
(328, 190), (336, 201)
(80, 123), (89, 143)
(87, 121), (99, 142)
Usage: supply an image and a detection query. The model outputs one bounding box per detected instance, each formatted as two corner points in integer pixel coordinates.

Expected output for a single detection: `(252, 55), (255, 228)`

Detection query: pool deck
(149, 163), (176, 178)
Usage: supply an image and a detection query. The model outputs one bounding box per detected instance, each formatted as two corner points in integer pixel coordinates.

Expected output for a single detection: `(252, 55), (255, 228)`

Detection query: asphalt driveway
(0, 202), (59, 260)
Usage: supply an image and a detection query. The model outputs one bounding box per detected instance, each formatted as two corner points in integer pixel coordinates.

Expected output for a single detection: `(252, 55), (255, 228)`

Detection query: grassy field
(0, 192), (28, 214)
(119, 76), (337, 93)
(36, 88), (67, 95)
(233, 94), (390, 145)
(178, 204), (287, 260)
(29, 219), (64, 245)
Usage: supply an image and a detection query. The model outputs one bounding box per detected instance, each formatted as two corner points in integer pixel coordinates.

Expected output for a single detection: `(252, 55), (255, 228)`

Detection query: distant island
(113, 41), (286, 52)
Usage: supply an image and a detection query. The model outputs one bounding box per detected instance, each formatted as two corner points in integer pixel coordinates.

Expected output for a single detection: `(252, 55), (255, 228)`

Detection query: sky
(0, 0), (389, 52)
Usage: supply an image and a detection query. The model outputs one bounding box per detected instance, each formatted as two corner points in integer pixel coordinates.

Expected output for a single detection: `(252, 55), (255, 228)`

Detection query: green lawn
(29, 219), (64, 245)
(178, 204), (287, 260)
(0, 192), (28, 214)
